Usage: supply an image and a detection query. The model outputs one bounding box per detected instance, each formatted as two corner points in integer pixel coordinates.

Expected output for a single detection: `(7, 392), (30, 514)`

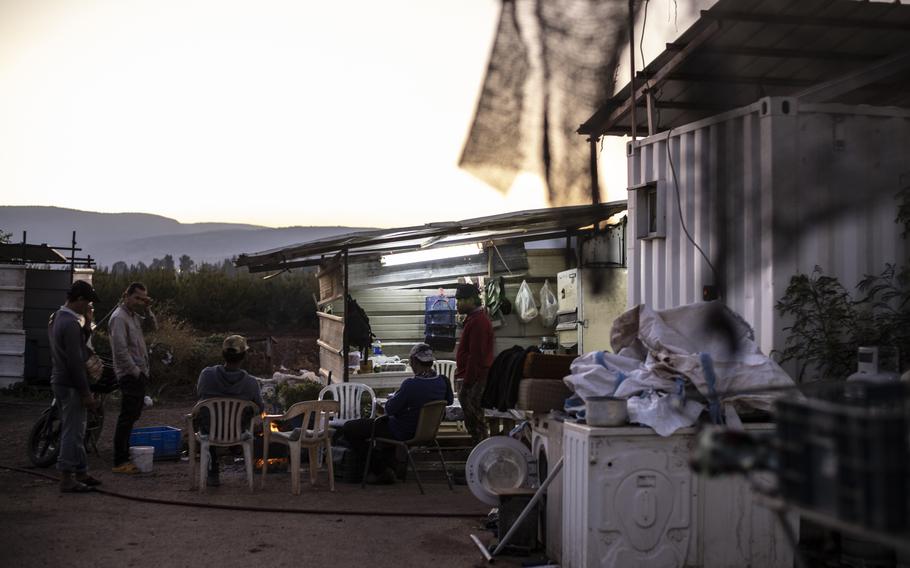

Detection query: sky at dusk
(0, 0), (683, 229)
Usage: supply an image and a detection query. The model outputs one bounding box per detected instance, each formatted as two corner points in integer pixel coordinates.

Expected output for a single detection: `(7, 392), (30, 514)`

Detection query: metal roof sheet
(0, 243), (68, 263)
(235, 201), (627, 272)
(579, 0), (910, 137)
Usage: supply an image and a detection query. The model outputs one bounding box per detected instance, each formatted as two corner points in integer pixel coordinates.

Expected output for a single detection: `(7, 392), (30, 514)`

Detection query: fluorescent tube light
(381, 243), (483, 267)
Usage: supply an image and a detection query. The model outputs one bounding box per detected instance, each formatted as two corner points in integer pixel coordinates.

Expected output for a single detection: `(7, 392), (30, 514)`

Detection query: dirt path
(0, 395), (507, 568)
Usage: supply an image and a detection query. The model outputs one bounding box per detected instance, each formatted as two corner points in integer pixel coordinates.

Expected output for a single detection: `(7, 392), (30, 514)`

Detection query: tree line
(109, 254), (237, 276)
(94, 259), (319, 331)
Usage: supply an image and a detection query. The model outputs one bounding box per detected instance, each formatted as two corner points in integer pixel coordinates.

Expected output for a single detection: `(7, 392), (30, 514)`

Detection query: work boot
(76, 473), (102, 487)
(207, 465), (221, 487)
(380, 467), (398, 485)
(60, 472), (92, 493)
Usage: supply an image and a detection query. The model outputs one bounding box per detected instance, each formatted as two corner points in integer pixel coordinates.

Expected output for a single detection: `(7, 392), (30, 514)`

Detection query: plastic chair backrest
(433, 360), (457, 391)
(318, 383), (376, 420)
(192, 398), (259, 444)
(285, 400), (339, 441)
(407, 400), (447, 445)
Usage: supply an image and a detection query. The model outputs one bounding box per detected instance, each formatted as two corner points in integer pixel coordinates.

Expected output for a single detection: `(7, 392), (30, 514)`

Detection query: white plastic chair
(433, 360), (464, 431)
(433, 360), (457, 393)
(187, 397), (261, 492)
(262, 400), (339, 495)
(318, 383), (376, 427)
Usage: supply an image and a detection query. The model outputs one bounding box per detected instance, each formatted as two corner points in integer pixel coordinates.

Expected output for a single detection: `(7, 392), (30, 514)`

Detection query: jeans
(342, 416), (396, 475)
(53, 385), (87, 474)
(114, 374), (146, 466)
(458, 381), (486, 446)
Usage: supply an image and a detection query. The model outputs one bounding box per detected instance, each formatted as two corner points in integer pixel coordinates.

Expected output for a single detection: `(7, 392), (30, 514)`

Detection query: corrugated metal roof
(235, 201), (627, 272)
(0, 243), (67, 263)
(579, 0), (910, 137)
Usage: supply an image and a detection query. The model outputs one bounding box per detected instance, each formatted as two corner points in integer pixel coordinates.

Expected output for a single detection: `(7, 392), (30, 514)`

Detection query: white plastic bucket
(129, 446), (155, 473)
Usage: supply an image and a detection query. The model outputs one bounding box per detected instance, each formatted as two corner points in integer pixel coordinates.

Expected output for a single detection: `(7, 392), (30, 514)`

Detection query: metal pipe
(490, 457), (565, 558)
(70, 231), (76, 279)
(646, 90), (656, 135)
(628, 0), (638, 140)
(342, 248), (350, 383)
(589, 137), (601, 207)
(470, 533), (494, 563)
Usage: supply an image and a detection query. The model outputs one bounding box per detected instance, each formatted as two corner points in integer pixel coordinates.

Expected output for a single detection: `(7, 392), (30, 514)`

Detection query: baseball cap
(222, 335), (248, 353)
(68, 280), (100, 302)
(455, 283), (481, 300)
(408, 343), (435, 364)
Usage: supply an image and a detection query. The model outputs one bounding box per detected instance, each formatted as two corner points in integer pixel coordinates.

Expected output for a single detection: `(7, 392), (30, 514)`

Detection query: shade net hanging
(460, 0), (635, 205)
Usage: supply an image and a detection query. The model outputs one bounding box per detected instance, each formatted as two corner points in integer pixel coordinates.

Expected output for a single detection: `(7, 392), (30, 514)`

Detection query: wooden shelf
(317, 294), (343, 308)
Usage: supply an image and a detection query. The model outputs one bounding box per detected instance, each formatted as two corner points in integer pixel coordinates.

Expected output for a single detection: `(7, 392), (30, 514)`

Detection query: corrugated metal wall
(345, 249), (572, 360)
(627, 97), (909, 358)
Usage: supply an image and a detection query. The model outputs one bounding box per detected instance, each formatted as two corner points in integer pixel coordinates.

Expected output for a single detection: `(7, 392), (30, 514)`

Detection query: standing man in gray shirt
(49, 280), (102, 492)
(109, 282), (157, 474)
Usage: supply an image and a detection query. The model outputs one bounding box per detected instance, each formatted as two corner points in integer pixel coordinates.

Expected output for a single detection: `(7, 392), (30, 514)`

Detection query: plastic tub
(129, 446), (155, 473)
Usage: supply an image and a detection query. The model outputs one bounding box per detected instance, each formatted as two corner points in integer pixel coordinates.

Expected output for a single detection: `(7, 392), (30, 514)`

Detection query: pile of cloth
(255, 370), (322, 413)
(564, 301), (796, 436)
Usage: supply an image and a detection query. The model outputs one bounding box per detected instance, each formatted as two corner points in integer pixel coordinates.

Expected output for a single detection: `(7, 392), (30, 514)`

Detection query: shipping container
(627, 96), (909, 361)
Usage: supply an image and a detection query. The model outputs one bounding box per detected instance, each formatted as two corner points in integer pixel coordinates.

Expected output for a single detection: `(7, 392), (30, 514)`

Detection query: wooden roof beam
(700, 9), (910, 32)
(578, 20), (721, 136)
(798, 49), (910, 103)
(637, 70), (815, 88)
(666, 43), (886, 62)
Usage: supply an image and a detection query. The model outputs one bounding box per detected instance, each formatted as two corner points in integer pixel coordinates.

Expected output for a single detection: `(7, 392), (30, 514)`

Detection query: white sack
(627, 391), (705, 437)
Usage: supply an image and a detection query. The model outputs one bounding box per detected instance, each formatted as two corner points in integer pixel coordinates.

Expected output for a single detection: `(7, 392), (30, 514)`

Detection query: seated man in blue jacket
(342, 343), (453, 484)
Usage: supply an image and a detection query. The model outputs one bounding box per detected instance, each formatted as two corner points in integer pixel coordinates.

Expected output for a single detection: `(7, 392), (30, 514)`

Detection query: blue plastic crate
(129, 426), (182, 461)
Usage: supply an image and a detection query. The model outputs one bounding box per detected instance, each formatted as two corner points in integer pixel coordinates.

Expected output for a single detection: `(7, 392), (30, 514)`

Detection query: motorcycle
(27, 367), (118, 468)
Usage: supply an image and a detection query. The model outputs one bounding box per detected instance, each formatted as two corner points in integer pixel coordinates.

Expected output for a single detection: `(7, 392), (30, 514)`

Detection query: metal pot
(585, 396), (628, 427)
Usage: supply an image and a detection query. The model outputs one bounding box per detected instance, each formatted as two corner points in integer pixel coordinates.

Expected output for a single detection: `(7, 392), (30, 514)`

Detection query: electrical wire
(665, 127), (721, 293)
(639, 0), (650, 94)
(0, 464), (485, 519)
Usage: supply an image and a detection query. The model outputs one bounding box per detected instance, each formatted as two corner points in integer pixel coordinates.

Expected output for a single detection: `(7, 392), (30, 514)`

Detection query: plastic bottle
(372, 339), (382, 356)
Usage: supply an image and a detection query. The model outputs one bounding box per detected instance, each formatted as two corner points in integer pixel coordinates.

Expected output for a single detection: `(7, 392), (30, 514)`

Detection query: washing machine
(531, 415), (564, 562)
(560, 421), (796, 568)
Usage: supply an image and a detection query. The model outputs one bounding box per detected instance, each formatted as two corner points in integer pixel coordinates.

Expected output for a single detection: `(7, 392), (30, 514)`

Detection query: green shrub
(277, 380), (324, 409)
(93, 264), (318, 332)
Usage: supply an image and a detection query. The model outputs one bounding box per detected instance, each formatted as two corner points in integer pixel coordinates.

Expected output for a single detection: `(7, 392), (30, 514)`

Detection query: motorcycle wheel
(85, 406), (105, 455)
(28, 410), (61, 468)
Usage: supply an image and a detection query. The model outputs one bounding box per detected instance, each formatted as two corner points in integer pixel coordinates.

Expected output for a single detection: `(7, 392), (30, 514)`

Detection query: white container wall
(0, 264), (26, 388)
(626, 97), (910, 359)
(561, 422), (795, 568)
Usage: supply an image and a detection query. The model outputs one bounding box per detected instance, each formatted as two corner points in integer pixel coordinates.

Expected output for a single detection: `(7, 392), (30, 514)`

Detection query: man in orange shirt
(454, 283), (494, 446)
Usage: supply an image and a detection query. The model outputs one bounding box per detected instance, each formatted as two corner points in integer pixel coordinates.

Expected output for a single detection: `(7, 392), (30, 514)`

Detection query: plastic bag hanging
(516, 280), (538, 323)
(484, 278), (502, 318)
(539, 279), (558, 327)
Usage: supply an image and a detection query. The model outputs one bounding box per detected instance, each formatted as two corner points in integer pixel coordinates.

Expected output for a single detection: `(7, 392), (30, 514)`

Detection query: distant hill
(0, 206), (371, 267)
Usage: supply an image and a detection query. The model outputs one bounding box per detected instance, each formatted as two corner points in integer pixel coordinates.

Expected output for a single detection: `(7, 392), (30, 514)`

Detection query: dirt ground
(0, 394), (520, 568)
